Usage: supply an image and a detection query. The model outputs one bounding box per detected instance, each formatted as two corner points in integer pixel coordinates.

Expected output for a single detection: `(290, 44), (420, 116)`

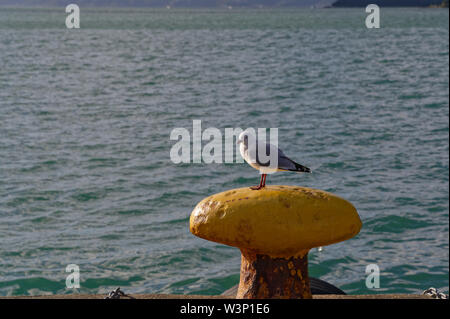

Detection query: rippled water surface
(0, 7), (448, 296)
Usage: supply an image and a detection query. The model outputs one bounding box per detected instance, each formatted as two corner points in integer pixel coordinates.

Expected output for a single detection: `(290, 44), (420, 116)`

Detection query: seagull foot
(250, 174), (267, 190)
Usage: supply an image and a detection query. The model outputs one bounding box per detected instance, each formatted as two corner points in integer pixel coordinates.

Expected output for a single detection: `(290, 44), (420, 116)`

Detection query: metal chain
(105, 287), (135, 299)
(422, 287), (449, 299)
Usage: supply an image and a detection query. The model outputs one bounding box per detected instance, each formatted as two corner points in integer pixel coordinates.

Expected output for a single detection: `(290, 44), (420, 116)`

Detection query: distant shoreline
(331, 0), (448, 7)
(0, 5), (448, 8)
(1, 0), (449, 8)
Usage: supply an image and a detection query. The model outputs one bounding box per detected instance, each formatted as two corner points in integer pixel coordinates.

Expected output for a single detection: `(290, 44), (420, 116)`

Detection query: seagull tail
(289, 161), (311, 173)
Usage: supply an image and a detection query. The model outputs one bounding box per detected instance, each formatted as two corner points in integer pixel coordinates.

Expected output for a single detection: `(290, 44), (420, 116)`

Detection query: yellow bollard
(190, 185), (362, 299)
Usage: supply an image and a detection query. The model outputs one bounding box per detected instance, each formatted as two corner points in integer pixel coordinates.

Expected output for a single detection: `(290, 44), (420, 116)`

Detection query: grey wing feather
(255, 142), (311, 173)
(278, 148), (311, 173)
(278, 153), (298, 171)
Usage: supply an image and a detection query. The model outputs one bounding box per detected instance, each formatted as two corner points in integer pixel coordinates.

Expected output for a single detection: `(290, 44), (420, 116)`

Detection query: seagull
(237, 129), (311, 190)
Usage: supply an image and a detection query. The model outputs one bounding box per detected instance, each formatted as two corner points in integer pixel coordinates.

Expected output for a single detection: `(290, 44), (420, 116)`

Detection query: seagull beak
(237, 139), (242, 145)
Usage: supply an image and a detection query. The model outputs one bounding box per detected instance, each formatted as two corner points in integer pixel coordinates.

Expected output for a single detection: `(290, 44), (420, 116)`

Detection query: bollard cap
(190, 186), (362, 258)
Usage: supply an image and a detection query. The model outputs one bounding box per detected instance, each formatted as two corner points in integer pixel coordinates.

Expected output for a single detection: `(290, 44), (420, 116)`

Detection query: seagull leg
(262, 174), (267, 187)
(250, 174), (266, 190)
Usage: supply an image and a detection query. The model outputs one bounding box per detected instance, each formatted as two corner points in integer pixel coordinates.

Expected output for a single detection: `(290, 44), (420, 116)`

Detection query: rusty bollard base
(238, 249), (311, 299)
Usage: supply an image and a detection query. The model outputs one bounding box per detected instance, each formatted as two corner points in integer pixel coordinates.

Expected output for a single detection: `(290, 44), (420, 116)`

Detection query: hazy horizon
(0, 0), (339, 8)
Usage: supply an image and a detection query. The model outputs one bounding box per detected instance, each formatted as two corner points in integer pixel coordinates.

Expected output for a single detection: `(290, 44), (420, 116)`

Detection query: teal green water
(0, 7), (448, 296)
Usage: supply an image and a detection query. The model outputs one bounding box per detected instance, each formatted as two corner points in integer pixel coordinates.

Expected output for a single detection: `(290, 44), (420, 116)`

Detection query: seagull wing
(248, 140), (311, 173)
(278, 150), (311, 173)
